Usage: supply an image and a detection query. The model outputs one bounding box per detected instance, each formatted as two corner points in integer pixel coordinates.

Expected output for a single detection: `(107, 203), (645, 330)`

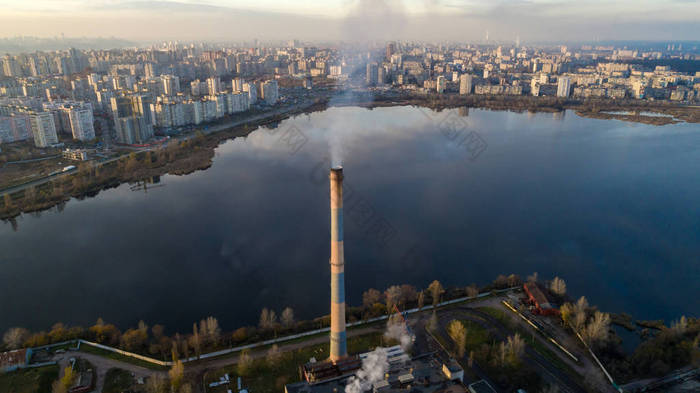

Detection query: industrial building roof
(0, 349), (27, 369)
(524, 282), (555, 310)
(468, 380), (497, 393)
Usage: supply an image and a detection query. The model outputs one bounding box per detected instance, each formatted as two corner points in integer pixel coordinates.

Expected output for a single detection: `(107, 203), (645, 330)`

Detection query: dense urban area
(1, 39), (700, 393)
(2, 40), (700, 215)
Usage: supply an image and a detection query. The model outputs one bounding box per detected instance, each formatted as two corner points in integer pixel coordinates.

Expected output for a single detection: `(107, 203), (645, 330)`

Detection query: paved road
(189, 325), (382, 393)
(433, 305), (589, 393)
(466, 307), (588, 393)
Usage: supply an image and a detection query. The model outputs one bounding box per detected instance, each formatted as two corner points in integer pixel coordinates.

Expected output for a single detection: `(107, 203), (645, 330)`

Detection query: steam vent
(329, 166), (347, 362)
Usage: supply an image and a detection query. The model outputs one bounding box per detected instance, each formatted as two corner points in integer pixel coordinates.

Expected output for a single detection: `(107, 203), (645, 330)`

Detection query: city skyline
(0, 0), (699, 42)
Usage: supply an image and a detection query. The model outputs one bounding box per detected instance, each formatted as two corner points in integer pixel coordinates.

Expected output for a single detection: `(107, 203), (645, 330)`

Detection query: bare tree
(181, 339), (190, 360)
(266, 344), (282, 366)
(3, 327), (30, 349)
(259, 308), (278, 330)
(281, 307), (295, 328)
(237, 349), (253, 376)
(506, 274), (521, 287)
(385, 285), (402, 311)
(466, 284), (479, 298)
(427, 280), (445, 307)
(169, 360), (185, 393)
(447, 320), (467, 358)
(499, 333), (525, 366)
(583, 311), (611, 347)
(171, 341), (179, 362)
(550, 277), (567, 296)
(670, 316), (688, 336)
(560, 303), (574, 326)
(569, 296), (590, 332)
(526, 272), (539, 283)
(417, 291), (425, 310)
(203, 316), (220, 346)
(362, 289), (383, 308)
(574, 296), (589, 316)
(191, 323), (201, 358)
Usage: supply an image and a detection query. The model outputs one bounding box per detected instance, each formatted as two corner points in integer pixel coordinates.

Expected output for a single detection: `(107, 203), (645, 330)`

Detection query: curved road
(435, 306), (589, 393)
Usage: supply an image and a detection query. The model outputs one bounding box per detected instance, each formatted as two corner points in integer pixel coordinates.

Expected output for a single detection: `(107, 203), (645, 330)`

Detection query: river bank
(2, 92), (698, 221)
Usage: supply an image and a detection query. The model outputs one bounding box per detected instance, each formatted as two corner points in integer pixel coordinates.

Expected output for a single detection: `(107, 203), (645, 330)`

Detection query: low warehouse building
(524, 282), (559, 316)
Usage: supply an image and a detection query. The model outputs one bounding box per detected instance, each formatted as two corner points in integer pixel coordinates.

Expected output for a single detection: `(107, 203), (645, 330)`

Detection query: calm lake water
(1, 106), (699, 335)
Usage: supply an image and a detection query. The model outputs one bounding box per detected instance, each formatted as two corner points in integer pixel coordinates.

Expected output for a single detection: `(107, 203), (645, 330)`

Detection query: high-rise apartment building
(207, 77), (221, 96)
(436, 76), (446, 93)
(161, 75), (180, 97)
(459, 74), (473, 95)
(557, 76), (571, 97)
(68, 107), (95, 141)
(261, 80), (279, 105)
(30, 112), (58, 148)
(366, 63), (378, 86)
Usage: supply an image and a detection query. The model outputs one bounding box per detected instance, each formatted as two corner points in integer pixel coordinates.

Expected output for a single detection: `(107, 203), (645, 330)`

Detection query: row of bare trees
(560, 296), (611, 347)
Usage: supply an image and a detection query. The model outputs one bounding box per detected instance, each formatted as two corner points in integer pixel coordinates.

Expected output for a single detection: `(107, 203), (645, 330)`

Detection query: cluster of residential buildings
(0, 43), (283, 147)
(1, 41), (698, 149)
(365, 42), (700, 101)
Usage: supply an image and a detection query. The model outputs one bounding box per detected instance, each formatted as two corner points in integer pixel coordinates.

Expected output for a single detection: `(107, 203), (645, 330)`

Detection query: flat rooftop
(468, 380), (497, 393)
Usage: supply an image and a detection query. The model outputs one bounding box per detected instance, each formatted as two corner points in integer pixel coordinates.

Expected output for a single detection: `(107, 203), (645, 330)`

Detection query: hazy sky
(0, 0), (698, 43)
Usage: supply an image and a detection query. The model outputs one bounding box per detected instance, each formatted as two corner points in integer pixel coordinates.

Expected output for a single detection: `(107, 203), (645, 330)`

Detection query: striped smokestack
(329, 166), (347, 362)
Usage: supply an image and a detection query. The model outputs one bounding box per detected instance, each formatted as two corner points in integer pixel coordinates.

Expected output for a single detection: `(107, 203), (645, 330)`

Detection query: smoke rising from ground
(344, 347), (389, 393)
(385, 314), (415, 352)
(344, 315), (414, 393)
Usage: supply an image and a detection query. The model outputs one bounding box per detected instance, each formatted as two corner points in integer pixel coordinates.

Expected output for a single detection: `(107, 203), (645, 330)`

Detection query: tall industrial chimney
(329, 166), (347, 362)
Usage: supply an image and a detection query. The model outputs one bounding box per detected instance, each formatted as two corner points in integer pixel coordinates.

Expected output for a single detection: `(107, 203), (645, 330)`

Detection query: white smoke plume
(326, 0), (412, 168)
(384, 314), (415, 352)
(344, 347), (389, 393)
(329, 130), (344, 168)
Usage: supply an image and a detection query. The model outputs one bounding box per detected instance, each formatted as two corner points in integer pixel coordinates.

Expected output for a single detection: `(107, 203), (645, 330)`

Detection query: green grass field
(0, 365), (59, 393)
(461, 319), (493, 350)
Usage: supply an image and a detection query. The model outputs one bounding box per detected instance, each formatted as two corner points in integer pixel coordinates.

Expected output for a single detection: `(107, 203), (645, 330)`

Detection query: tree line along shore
(2, 274), (698, 386)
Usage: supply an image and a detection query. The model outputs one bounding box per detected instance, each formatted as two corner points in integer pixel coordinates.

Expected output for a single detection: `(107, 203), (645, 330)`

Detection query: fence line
(501, 300), (579, 362)
(30, 287), (520, 368)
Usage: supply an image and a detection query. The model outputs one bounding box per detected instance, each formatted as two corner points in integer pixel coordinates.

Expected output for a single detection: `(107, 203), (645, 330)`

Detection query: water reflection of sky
(1, 106), (699, 335)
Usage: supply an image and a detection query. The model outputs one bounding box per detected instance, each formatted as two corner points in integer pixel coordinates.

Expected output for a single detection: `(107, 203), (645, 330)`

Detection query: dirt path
(53, 351), (164, 393)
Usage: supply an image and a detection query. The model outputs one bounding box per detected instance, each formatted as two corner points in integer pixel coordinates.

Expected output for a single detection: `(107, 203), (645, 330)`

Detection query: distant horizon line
(1, 36), (699, 46)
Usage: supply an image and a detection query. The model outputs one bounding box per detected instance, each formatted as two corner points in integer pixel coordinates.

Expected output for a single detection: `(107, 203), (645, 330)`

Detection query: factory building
(287, 346), (467, 393)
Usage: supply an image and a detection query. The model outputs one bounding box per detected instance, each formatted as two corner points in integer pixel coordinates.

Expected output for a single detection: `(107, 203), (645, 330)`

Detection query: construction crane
(393, 303), (415, 341)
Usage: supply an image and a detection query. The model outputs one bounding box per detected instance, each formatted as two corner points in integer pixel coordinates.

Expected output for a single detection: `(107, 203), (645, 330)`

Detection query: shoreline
(2, 93), (699, 221)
